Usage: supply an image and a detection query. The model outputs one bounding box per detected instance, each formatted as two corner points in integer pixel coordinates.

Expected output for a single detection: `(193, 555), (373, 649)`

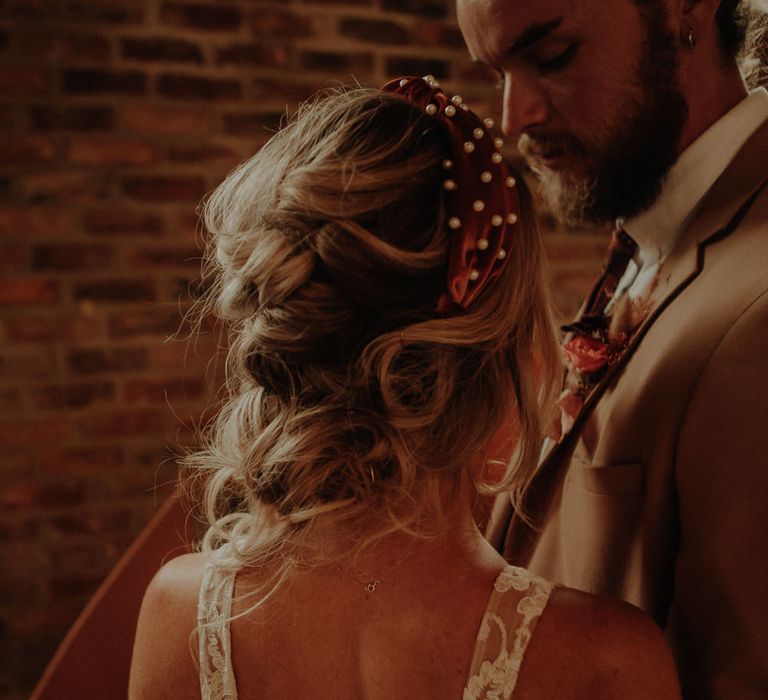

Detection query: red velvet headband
(381, 75), (521, 312)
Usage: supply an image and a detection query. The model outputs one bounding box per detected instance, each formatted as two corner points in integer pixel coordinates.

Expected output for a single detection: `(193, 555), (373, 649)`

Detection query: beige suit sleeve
(671, 289), (768, 700)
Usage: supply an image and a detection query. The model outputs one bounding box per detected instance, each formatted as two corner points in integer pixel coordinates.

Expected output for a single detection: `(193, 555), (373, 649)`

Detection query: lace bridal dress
(197, 564), (553, 700)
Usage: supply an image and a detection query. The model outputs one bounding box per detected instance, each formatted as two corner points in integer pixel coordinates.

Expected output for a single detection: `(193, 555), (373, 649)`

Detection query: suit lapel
(503, 118), (768, 562)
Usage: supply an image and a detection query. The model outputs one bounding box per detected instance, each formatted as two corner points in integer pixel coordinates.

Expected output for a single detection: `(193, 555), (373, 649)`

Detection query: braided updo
(188, 86), (559, 582)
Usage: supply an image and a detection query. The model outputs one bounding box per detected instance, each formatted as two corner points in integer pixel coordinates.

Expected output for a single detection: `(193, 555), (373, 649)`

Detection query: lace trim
(197, 563), (238, 700)
(463, 566), (553, 700)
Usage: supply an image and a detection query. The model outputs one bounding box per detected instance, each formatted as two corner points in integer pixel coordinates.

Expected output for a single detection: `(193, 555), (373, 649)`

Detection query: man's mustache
(518, 132), (587, 162)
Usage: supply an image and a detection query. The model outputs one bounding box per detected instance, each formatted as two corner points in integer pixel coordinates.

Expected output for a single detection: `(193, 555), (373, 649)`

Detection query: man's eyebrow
(507, 17), (564, 56)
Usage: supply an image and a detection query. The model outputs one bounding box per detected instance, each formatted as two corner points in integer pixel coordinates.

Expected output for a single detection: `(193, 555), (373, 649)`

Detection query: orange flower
(563, 335), (610, 375)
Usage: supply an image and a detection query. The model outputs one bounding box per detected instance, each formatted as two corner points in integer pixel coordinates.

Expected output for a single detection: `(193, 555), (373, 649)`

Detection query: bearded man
(458, 0), (768, 697)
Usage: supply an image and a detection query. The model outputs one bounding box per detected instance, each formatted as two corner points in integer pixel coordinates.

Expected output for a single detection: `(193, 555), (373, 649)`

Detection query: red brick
(54, 32), (112, 61)
(150, 334), (220, 371)
(412, 21), (466, 49)
(252, 78), (315, 102)
(381, 0), (447, 17)
(67, 138), (154, 166)
(82, 207), (164, 237)
(0, 346), (58, 378)
(68, 346), (149, 374)
(156, 74), (242, 101)
(165, 144), (241, 166)
(161, 2), (242, 31)
(0, 66), (49, 96)
(339, 17), (409, 45)
(109, 308), (183, 338)
(0, 278), (59, 305)
(385, 56), (450, 79)
(0, 419), (70, 448)
(1, 480), (83, 509)
(121, 104), (212, 135)
(122, 175), (207, 202)
(299, 51), (374, 74)
(216, 43), (291, 67)
(223, 111), (284, 136)
(247, 9), (311, 37)
(74, 278), (156, 303)
(50, 508), (132, 534)
(60, 1), (145, 25)
(29, 105), (114, 131)
(34, 381), (114, 410)
(4, 314), (101, 343)
(21, 171), (111, 204)
(0, 387), (22, 411)
(0, 207), (71, 237)
(125, 376), (206, 403)
(78, 408), (166, 437)
(0, 135), (55, 163)
(0, 241), (27, 271)
(121, 36), (203, 64)
(38, 446), (124, 474)
(31, 243), (113, 270)
(62, 68), (146, 95)
(130, 246), (201, 268)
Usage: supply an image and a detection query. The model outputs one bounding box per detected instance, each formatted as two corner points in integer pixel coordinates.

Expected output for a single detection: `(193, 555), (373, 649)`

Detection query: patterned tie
(584, 227), (638, 318)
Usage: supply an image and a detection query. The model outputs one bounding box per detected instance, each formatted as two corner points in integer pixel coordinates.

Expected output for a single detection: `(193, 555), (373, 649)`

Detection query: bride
(129, 76), (680, 700)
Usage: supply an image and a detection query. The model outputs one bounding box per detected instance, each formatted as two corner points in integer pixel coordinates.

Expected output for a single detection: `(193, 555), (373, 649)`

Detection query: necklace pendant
(364, 579), (381, 593)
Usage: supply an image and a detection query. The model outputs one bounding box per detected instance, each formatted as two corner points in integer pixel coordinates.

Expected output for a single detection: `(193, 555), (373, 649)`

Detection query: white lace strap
(463, 566), (554, 700)
(197, 562), (238, 700)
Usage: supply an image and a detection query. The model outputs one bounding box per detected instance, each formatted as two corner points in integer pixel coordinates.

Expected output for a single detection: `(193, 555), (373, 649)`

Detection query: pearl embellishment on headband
(448, 217), (462, 229)
(506, 176), (516, 188)
(507, 213), (518, 224)
(497, 249), (507, 260)
(480, 171), (492, 183)
(452, 95), (463, 106)
(445, 105), (456, 117)
(483, 117), (494, 129)
(477, 238), (489, 250)
(443, 179), (457, 191)
(491, 152), (503, 164)
(473, 200), (485, 212)
(399, 79), (408, 87)
(491, 215), (503, 226)
(473, 128), (484, 140)
(463, 141), (475, 153)
(469, 269), (480, 281)
(494, 137), (504, 149)
(442, 159), (453, 170)
(426, 104), (437, 115)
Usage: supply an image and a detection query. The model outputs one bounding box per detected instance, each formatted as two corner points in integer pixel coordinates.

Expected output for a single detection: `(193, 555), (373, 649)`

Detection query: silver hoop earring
(686, 28), (696, 49)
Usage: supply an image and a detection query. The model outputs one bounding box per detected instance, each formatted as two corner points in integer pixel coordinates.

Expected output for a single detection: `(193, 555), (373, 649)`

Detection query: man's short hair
(717, 0), (749, 59)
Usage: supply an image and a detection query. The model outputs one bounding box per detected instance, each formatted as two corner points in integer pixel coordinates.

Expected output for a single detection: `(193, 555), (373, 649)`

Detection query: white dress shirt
(609, 87), (768, 309)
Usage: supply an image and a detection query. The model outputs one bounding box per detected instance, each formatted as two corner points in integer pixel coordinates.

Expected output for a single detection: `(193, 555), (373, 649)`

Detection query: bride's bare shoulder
(517, 586), (681, 700)
(128, 553), (208, 699)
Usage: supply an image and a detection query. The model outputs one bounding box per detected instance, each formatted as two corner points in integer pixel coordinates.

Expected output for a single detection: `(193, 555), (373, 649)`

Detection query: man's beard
(521, 10), (689, 227)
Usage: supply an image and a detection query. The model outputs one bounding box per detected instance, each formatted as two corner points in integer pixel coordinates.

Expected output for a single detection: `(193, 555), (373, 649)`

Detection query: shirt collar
(623, 87), (768, 266)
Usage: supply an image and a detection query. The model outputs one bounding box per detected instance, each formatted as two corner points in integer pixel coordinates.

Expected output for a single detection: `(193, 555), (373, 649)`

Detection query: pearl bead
(473, 128), (484, 140)
(477, 238), (489, 250)
(483, 117), (495, 129)
(491, 152), (503, 164)
(425, 104), (437, 115)
(480, 171), (492, 183)
(463, 141), (475, 154)
(497, 249), (507, 260)
(442, 159), (453, 170)
(505, 176), (517, 188)
(473, 200), (485, 212)
(448, 217), (462, 229)
(399, 79), (408, 87)
(444, 105), (456, 117)
(443, 179), (457, 191)
(424, 74), (436, 84)
(469, 269), (480, 281)
(460, 103), (469, 111)
(451, 95), (463, 106)
(507, 213), (518, 224)
(491, 215), (503, 226)
(494, 137), (504, 149)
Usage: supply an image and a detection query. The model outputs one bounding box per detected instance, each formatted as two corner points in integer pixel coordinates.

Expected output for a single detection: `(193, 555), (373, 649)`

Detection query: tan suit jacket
(488, 119), (768, 699)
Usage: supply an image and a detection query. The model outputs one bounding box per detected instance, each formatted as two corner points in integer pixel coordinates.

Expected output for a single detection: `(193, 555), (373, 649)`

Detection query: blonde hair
(186, 86), (559, 595)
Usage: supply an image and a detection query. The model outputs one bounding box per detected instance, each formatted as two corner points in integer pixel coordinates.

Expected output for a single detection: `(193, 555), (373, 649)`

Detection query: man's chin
(535, 169), (597, 228)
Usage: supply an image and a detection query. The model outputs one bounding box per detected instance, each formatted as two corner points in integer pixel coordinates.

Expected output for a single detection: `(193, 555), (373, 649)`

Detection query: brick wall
(0, 1), (604, 696)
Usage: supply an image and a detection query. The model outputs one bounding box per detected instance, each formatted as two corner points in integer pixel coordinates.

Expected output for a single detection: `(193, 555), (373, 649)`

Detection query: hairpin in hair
(381, 75), (521, 312)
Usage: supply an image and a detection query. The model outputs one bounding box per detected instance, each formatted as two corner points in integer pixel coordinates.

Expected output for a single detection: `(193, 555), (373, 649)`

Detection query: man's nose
(501, 74), (550, 138)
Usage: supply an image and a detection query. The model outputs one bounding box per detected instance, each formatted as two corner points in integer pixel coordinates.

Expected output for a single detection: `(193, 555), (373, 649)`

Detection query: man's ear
(680, 0), (722, 43)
